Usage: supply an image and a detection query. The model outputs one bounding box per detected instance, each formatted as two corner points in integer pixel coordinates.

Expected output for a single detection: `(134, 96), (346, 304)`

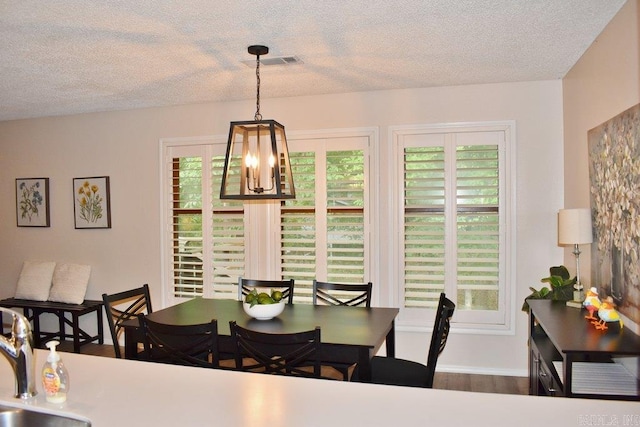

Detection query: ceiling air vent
(242, 56), (302, 67)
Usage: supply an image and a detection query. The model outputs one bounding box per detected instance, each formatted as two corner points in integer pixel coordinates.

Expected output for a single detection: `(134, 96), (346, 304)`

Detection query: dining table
(122, 297), (399, 382)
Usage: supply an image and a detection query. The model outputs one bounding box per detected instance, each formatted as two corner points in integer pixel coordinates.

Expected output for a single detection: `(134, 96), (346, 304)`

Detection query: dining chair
(102, 284), (153, 358)
(312, 280), (373, 307)
(139, 315), (220, 368)
(229, 321), (322, 378)
(237, 277), (295, 304)
(351, 292), (455, 387)
(311, 280), (373, 380)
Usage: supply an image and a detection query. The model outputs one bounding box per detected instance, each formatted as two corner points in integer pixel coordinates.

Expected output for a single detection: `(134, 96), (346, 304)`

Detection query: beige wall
(1, 80), (563, 375)
(562, 0), (640, 292)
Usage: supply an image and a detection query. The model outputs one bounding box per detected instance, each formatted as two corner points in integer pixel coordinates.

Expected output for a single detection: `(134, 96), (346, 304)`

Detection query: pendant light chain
(254, 53), (262, 121)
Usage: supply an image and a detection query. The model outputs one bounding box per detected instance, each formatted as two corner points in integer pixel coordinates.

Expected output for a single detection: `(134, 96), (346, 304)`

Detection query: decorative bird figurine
(593, 296), (624, 331)
(583, 287), (601, 321)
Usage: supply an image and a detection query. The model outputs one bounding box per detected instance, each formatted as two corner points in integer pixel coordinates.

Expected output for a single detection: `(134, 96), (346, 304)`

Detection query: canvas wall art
(588, 103), (640, 326)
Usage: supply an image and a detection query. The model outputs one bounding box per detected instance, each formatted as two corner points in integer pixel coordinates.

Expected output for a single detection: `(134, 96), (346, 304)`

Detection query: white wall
(0, 80), (564, 375)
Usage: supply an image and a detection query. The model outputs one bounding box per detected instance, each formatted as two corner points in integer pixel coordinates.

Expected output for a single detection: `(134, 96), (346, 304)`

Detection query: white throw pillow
(48, 263), (91, 304)
(14, 260), (56, 301)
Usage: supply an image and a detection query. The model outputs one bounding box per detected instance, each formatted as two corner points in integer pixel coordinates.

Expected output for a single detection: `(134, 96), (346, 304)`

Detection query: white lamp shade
(558, 208), (593, 245)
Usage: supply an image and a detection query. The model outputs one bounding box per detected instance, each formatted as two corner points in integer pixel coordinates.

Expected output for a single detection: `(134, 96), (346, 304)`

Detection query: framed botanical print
(16, 177), (50, 227)
(73, 176), (111, 229)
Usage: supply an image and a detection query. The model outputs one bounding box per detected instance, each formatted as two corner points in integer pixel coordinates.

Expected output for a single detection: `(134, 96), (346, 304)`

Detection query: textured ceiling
(0, 0), (627, 122)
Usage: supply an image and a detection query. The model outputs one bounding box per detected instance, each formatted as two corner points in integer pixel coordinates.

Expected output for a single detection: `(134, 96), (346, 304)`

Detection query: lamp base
(573, 290), (583, 301)
(566, 300), (583, 309)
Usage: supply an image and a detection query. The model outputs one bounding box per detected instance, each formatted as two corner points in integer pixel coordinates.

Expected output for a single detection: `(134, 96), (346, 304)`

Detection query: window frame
(391, 122), (516, 333)
(284, 128), (377, 303)
(160, 136), (232, 306)
(160, 123), (515, 334)
(160, 129), (379, 306)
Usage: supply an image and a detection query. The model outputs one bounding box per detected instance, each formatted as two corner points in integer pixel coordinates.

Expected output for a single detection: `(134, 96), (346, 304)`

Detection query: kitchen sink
(0, 404), (91, 427)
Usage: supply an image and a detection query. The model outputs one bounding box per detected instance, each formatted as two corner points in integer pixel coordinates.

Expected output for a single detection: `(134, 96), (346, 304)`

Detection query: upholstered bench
(0, 298), (103, 353)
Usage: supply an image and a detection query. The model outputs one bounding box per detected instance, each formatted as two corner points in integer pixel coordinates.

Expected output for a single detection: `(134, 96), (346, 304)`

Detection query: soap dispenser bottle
(42, 340), (69, 403)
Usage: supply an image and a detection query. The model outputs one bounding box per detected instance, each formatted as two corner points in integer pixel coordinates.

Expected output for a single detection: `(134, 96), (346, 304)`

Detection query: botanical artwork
(15, 178), (50, 227)
(588, 103), (640, 325)
(73, 176), (111, 229)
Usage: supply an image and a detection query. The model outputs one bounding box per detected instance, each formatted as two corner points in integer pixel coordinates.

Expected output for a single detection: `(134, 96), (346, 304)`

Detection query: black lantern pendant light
(220, 45), (295, 200)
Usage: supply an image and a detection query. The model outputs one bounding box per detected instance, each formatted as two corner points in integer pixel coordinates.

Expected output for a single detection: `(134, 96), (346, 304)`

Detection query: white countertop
(0, 350), (637, 426)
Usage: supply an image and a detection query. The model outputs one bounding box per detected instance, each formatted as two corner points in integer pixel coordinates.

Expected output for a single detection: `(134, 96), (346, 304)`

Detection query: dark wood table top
(138, 297), (398, 349)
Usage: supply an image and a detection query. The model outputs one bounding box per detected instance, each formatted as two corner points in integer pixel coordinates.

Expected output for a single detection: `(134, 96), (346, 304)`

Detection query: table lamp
(558, 208), (593, 301)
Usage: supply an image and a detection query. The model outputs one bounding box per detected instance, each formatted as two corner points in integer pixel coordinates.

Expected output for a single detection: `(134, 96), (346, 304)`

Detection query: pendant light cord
(254, 53), (262, 121)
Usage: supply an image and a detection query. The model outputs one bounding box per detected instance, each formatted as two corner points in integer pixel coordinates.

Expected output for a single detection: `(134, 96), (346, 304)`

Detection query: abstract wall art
(588, 103), (640, 326)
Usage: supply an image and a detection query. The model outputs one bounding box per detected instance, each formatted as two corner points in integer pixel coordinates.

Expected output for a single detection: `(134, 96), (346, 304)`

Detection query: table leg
(72, 313), (80, 353)
(124, 327), (139, 359)
(385, 319), (395, 357)
(96, 307), (104, 344)
(357, 347), (372, 382)
(29, 308), (42, 348)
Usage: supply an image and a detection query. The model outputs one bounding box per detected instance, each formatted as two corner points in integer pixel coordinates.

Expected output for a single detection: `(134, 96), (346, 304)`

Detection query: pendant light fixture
(220, 45), (295, 200)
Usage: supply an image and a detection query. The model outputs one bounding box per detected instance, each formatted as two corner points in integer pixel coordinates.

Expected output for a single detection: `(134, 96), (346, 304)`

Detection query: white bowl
(243, 300), (285, 320)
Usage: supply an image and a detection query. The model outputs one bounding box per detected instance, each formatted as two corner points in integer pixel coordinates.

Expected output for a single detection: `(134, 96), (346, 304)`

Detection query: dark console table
(528, 299), (639, 400)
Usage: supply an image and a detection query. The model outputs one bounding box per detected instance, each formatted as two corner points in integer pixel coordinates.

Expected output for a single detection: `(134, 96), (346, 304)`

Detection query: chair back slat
(102, 284), (152, 358)
(140, 315), (219, 368)
(230, 321), (321, 378)
(312, 280), (372, 307)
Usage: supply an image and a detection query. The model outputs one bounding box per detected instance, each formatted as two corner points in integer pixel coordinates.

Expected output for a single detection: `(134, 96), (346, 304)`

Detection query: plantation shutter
(281, 151), (317, 302)
(326, 149), (366, 284)
(396, 124), (511, 327)
(211, 155), (246, 298)
(165, 143), (245, 302)
(404, 141), (447, 308)
(282, 135), (370, 303)
(455, 140), (500, 311)
(168, 151), (204, 298)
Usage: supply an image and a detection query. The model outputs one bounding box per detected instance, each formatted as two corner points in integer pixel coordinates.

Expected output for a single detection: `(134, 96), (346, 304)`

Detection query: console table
(528, 299), (639, 400)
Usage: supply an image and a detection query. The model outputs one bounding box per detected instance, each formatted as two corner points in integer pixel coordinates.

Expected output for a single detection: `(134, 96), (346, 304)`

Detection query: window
(163, 141), (245, 305)
(162, 130), (374, 305)
(283, 133), (371, 302)
(393, 123), (515, 330)
(161, 124), (513, 331)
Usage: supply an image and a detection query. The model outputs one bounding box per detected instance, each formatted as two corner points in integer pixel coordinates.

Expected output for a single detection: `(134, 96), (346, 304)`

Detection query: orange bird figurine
(594, 296), (624, 331)
(583, 287), (601, 321)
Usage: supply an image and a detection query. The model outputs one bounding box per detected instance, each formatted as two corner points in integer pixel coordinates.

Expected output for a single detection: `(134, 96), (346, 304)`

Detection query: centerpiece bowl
(243, 300), (285, 320)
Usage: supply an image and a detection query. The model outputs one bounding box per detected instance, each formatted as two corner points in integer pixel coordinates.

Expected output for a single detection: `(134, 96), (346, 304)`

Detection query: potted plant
(522, 265), (576, 313)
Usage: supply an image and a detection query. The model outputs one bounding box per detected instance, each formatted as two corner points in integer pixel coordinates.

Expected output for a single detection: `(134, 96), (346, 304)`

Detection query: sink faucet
(0, 308), (37, 399)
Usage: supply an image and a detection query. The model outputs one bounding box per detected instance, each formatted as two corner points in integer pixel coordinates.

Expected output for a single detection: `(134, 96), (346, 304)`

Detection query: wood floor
(433, 371), (529, 395)
(63, 343), (529, 395)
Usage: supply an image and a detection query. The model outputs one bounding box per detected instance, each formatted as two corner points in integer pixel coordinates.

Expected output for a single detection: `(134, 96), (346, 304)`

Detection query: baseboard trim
(437, 364), (528, 377)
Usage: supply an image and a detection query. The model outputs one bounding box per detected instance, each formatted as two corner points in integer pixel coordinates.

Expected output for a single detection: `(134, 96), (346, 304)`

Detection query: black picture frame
(16, 177), (50, 227)
(73, 176), (111, 229)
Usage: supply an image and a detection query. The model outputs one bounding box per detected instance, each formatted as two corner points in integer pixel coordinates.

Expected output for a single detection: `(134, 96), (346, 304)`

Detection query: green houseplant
(522, 265), (576, 313)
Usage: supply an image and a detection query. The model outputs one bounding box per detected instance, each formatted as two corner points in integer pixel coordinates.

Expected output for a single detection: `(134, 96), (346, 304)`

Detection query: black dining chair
(102, 284), (153, 358)
(351, 292), (455, 387)
(237, 277), (295, 304)
(139, 315), (220, 368)
(312, 280), (373, 307)
(311, 280), (373, 380)
(229, 321), (322, 378)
